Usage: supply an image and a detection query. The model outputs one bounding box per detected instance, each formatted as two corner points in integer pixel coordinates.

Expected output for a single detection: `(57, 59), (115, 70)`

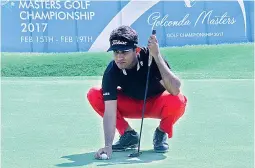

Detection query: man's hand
(147, 35), (160, 57)
(94, 146), (112, 160)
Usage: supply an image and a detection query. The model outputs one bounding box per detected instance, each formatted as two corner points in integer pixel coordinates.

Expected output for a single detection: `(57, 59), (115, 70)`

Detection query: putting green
(1, 77), (253, 168)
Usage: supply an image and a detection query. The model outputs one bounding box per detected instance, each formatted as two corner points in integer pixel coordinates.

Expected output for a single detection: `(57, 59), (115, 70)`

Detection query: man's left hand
(147, 35), (160, 57)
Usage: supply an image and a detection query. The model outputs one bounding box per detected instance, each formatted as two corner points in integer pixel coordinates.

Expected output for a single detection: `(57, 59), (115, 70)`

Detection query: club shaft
(137, 64), (151, 153)
(135, 29), (156, 155)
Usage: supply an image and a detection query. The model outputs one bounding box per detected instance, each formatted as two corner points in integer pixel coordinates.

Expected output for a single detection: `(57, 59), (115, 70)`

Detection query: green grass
(2, 78), (254, 168)
(1, 43), (254, 78)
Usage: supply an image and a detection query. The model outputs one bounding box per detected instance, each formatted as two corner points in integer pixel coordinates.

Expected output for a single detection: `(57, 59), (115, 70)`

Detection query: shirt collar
(121, 54), (143, 75)
(122, 61), (143, 75)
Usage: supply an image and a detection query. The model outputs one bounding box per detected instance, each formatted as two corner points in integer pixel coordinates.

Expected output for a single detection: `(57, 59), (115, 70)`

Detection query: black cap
(107, 37), (137, 52)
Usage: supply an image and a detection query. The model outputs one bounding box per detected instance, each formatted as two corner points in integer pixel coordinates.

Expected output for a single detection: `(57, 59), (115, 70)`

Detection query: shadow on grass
(56, 149), (167, 167)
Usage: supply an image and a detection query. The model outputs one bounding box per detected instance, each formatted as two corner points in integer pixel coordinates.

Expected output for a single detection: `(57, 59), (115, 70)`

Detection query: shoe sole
(112, 144), (138, 152)
(154, 149), (169, 153)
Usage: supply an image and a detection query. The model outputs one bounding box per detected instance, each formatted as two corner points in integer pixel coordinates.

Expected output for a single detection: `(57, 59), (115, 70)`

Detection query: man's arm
(148, 35), (181, 95)
(95, 62), (117, 159)
(94, 100), (116, 159)
(103, 100), (117, 147)
(154, 54), (181, 95)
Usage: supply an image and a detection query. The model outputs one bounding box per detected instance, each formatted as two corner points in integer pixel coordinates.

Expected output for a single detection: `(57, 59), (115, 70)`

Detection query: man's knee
(166, 93), (187, 106)
(87, 87), (102, 103)
(161, 93), (187, 125)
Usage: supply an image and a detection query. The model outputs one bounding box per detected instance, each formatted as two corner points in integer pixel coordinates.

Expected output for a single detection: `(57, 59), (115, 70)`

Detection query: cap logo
(112, 40), (127, 45)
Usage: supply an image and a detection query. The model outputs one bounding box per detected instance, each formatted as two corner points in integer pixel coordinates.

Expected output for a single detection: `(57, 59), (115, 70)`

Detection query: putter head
(128, 152), (142, 157)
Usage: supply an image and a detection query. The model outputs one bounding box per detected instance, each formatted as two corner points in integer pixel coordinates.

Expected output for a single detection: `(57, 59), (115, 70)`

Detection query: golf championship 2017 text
(19, 0), (94, 43)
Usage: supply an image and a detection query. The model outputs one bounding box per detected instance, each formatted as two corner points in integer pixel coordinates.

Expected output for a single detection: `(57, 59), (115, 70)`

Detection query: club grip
(149, 30), (156, 66)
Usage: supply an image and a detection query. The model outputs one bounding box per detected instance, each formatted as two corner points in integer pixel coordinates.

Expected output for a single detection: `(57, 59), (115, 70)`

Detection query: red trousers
(87, 87), (187, 138)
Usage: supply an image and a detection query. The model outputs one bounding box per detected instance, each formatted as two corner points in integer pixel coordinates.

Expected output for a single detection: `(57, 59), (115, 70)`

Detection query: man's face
(113, 48), (137, 69)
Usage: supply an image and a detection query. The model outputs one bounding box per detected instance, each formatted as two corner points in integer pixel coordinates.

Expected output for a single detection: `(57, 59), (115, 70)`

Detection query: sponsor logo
(103, 92), (110, 96)
(112, 40), (127, 45)
(184, 0), (196, 8)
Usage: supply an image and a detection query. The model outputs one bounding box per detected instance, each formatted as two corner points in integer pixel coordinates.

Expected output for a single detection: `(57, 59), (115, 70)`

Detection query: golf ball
(100, 153), (108, 160)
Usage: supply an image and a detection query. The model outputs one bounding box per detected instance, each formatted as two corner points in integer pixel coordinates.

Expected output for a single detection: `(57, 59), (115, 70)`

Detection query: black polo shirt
(102, 47), (170, 101)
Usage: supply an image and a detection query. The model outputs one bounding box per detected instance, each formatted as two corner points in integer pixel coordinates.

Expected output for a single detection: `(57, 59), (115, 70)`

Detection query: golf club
(128, 29), (156, 158)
